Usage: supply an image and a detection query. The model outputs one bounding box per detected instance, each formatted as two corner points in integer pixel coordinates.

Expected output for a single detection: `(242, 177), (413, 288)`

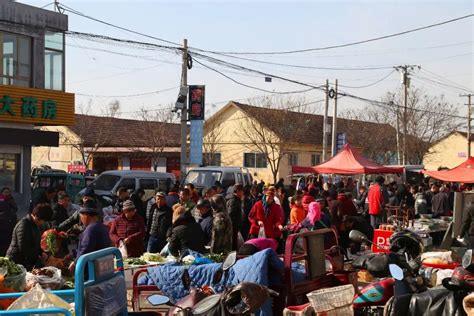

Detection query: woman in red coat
(109, 200), (146, 257)
(248, 187), (283, 240)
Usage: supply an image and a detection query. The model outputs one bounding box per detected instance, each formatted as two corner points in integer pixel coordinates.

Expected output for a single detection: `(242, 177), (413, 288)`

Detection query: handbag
(118, 240), (128, 259)
(258, 227), (266, 238)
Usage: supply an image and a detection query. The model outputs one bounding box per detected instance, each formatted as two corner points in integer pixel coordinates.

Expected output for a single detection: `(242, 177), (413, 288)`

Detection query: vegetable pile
(124, 258), (147, 266)
(140, 253), (165, 263)
(204, 253), (225, 263)
(0, 257), (22, 276)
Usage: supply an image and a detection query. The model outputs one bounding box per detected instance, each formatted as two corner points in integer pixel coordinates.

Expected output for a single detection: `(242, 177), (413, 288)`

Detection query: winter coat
(414, 192), (428, 214)
(336, 193), (358, 218)
(52, 203), (69, 227)
(6, 215), (42, 270)
(290, 205), (305, 224)
(198, 211), (213, 245)
(241, 196), (255, 240)
(0, 199), (15, 256)
(57, 210), (80, 232)
(76, 221), (111, 262)
(165, 193), (180, 209)
(147, 203), (172, 240)
(168, 211), (206, 257)
(109, 213), (146, 257)
(368, 184), (384, 216)
(431, 192), (450, 217)
(226, 195), (243, 232)
(211, 209), (232, 254)
(248, 200), (283, 239)
(130, 194), (146, 219)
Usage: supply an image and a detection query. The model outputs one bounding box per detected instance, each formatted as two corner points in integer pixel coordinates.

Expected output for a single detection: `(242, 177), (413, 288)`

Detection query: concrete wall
(423, 132), (473, 170)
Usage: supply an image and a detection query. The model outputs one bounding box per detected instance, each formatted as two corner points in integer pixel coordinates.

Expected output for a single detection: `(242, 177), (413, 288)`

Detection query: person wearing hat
(146, 192), (172, 253)
(109, 200), (145, 258)
(196, 199), (213, 245)
(248, 186), (284, 241)
(69, 204), (110, 273)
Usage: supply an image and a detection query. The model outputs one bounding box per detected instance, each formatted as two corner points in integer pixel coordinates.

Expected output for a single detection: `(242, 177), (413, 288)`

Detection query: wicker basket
(306, 284), (354, 316)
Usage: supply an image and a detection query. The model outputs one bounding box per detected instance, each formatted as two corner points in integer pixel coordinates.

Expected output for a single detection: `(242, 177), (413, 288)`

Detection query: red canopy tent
(423, 157), (474, 183)
(291, 144), (404, 175)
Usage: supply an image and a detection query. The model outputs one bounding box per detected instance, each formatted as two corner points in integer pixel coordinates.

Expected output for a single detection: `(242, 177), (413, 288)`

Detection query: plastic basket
(306, 284), (354, 316)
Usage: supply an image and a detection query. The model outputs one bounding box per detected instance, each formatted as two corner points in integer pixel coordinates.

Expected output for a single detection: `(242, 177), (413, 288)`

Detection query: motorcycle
(349, 230), (425, 316)
(146, 251), (278, 315)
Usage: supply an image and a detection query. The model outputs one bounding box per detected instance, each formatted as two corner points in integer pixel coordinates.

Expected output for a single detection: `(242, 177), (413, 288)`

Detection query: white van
(77, 170), (176, 201)
(183, 167), (253, 191)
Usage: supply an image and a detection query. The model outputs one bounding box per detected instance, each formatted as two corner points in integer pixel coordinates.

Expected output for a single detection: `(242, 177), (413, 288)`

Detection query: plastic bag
(26, 267), (65, 290)
(118, 240), (128, 259)
(258, 226), (266, 238)
(7, 283), (73, 315)
(2, 264), (26, 291)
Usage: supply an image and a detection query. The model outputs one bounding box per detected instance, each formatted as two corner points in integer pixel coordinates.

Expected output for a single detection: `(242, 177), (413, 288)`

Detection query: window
(244, 153), (267, 168)
(0, 153), (20, 191)
(139, 179), (158, 190)
(92, 174), (120, 191)
(0, 32), (31, 87)
(184, 170), (222, 188)
(45, 31), (64, 91)
(203, 153), (221, 166)
(236, 173), (243, 184)
(288, 153), (298, 166)
(311, 154), (321, 166)
(117, 178), (136, 191)
(221, 172), (235, 188)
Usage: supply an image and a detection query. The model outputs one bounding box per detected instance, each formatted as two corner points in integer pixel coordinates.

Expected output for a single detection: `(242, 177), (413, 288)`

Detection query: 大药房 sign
(188, 85), (205, 121)
(0, 85), (75, 125)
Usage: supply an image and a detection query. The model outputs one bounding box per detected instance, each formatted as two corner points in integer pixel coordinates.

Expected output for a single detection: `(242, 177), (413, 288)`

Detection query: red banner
(68, 164), (86, 173)
(371, 229), (394, 253)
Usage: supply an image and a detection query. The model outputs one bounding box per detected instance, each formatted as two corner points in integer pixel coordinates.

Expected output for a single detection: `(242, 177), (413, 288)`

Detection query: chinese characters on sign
(0, 95), (57, 120)
(188, 85), (205, 120)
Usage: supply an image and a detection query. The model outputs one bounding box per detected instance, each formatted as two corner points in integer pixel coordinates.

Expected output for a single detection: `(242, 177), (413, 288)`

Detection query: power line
(57, 2), (182, 47)
(411, 73), (472, 94)
(420, 68), (473, 93)
(75, 86), (179, 98)
(337, 71), (396, 88)
(193, 57), (317, 95)
(195, 14), (474, 55)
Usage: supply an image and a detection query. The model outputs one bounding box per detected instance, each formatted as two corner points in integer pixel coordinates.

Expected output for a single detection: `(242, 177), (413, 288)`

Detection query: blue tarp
(139, 249), (284, 315)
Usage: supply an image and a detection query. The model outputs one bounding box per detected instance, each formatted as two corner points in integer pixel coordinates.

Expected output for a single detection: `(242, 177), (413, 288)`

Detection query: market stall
(423, 157), (474, 183)
(292, 144), (404, 175)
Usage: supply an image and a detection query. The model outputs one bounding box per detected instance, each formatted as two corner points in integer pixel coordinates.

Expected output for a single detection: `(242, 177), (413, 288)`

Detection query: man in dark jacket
(69, 205), (110, 273)
(431, 186), (450, 217)
(52, 193), (70, 227)
(130, 189), (146, 220)
(227, 184), (244, 250)
(114, 187), (129, 213)
(168, 211), (206, 257)
(30, 187), (56, 212)
(146, 192), (172, 253)
(7, 203), (53, 270)
(1, 187), (17, 221)
(196, 199), (213, 245)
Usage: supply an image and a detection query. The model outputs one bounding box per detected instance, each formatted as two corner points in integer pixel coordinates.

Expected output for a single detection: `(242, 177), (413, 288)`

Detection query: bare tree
(236, 97), (309, 184)
(60, 100), (119, 167)
(343, 88), (461, 164)
(203, 119), (224, 166)
(135, 107), (174, 171)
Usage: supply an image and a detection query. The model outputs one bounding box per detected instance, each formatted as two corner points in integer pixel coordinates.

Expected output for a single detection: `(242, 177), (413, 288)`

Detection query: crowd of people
(1, 174), (474, 273)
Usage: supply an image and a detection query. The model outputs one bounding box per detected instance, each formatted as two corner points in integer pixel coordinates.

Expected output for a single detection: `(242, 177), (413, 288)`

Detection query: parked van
(183, 166), (253, 191)
(76, 170), (176, 202)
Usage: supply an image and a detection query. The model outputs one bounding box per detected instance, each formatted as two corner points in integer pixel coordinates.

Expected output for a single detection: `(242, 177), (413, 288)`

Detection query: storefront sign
(188, 85), (205, 120)
(371, 229), (394, 253)
(68, 164), (86, 173)
(0, 85), (74, 125)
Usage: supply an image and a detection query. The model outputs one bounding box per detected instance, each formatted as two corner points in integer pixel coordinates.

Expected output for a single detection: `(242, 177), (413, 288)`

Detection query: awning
(291, 144), (404, 175)
(0, 128), (59, 147)
(423, 157), (474, 183)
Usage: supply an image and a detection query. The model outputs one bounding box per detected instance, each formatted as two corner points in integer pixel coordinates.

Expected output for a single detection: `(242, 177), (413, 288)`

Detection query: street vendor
(109, 200), (146, 257)
(69, 205), (110, 272)
(7, 203), (53, 270)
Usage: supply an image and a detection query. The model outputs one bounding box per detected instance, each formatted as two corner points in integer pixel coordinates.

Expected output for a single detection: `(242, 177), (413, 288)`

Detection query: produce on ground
(140, 253), (165, 263)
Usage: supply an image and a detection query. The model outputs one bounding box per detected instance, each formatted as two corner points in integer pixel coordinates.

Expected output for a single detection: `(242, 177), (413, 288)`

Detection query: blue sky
(21, 0), (474, 119)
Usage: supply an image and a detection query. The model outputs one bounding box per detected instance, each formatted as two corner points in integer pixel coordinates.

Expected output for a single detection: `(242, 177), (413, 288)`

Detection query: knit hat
(155, 192), (167, 198)
(123, 200), (135, 210)
(83, 187), (95, 198)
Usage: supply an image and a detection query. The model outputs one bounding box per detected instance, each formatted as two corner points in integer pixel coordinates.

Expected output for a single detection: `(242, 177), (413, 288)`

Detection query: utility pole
(393, 101), (401, 165)
(331, 79), (338, 157)
(462, 94), (473, 157)
(180, 39), (188, 179)
(394, 65), (420, 165)
(322, 79), (329, 161)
